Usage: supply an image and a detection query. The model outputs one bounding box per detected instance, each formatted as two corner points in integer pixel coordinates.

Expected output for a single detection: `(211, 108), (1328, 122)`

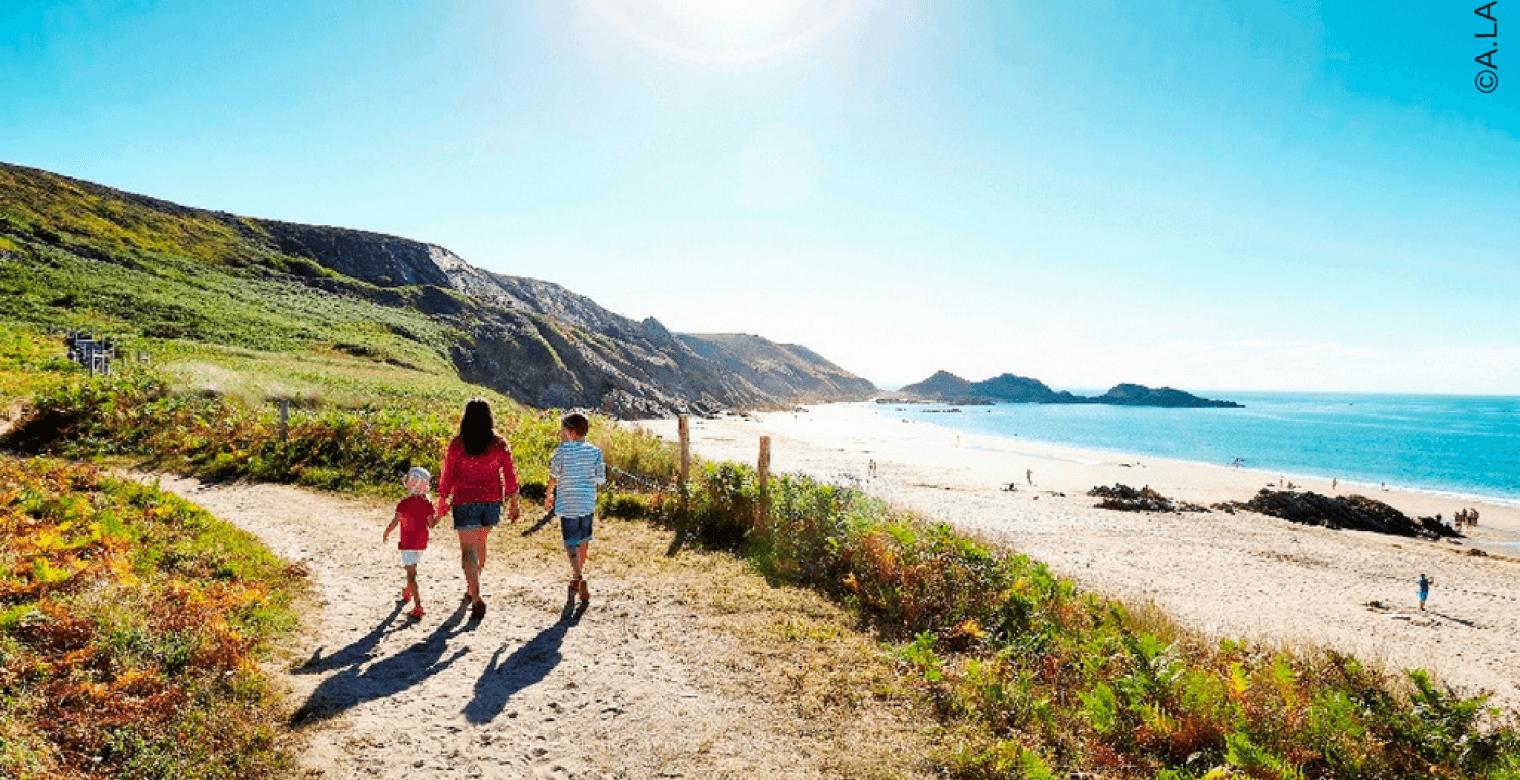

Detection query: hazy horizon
(3, 1), (1515, 395)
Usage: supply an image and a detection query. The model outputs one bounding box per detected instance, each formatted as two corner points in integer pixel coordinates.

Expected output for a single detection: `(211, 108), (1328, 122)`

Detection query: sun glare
(587, 0), (862, 67)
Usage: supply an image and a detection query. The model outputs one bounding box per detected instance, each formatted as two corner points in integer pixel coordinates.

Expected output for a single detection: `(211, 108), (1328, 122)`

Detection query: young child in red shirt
(384, 467), (437, 619)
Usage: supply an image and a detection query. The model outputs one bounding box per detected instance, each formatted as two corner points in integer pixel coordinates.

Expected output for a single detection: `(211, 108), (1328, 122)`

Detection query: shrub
(0, 457), (304, 780)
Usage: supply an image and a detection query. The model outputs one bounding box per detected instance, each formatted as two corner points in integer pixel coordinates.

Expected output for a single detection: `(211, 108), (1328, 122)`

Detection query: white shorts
(400, 550), (424, 567)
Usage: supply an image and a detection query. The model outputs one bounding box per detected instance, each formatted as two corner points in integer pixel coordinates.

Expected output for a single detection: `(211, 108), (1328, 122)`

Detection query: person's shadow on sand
(1428, 609), (1479, 628)
(463, 594), (587, 724)
(290, 600), (473, 725)
(520, 509), (556, 536)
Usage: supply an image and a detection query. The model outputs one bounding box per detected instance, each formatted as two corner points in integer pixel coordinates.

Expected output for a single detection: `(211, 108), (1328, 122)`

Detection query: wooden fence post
(678, 415), (690, 484)
(758, 435), (771, 536)
(279, 400), (290, 443)
(676, 414), (692, 540)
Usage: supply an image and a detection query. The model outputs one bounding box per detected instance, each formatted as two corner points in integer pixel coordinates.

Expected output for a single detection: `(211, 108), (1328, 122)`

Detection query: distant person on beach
(384, 467), (436, 620)
(1418, 573), (1433, 612)
(435, 399), (521, 621)
(1026, 468), (1033, 486)
(546, 413), (605, 604)
(869, 459), (877, 478)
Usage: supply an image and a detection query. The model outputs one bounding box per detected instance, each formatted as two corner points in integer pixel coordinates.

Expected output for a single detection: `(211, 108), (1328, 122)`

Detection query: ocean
(870, 392), (1520, 506)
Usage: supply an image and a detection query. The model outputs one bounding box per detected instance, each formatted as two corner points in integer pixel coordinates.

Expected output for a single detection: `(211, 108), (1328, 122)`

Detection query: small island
(886, 371), (1242, 408)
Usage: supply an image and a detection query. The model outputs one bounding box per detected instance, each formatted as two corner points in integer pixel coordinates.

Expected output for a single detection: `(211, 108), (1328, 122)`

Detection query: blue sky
(3, 1), (1516, 393)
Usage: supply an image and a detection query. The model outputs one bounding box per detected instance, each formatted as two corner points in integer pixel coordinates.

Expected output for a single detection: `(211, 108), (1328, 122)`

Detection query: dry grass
(486, 513), (938, 780)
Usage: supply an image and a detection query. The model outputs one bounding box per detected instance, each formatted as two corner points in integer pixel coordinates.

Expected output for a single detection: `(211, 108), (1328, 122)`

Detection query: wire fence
(606, 464), (677, 493)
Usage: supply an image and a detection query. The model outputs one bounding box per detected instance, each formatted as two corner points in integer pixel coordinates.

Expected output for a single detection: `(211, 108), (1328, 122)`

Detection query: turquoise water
(872, 392), (1520, 504)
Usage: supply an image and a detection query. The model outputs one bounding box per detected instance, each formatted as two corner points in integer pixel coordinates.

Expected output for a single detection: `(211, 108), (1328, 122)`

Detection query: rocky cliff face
(0, 161), (876, 417)
(677, 334), (875, 404)
(249, 221), (870, 417)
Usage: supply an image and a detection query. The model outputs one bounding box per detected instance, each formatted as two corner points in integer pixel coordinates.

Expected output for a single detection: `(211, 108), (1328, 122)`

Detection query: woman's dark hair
(458, 398), (502, 457)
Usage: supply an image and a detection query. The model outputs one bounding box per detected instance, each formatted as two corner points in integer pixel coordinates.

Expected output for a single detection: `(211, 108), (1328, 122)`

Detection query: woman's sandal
(470, 598), (486, 621)
(577, 578), (590, 603)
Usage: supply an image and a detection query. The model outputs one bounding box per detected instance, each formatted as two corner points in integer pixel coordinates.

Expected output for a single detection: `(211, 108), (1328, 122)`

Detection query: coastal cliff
(0, 161), (875, 417)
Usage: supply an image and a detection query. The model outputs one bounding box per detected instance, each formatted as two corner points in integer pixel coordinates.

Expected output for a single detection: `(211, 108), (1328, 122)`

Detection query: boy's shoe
(577, 579), (590, 603)
(407, 607), (425, 620)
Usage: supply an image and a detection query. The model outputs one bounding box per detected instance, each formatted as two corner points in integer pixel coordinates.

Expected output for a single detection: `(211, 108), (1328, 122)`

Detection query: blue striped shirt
(550, 440), (605, 517)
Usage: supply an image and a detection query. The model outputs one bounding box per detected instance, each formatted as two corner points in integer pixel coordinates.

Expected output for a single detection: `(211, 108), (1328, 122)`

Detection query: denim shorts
(560, 514), (594, 548)
(452, 502), (502, 531)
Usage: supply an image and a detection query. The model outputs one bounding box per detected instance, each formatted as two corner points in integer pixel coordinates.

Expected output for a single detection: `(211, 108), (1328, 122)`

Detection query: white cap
(404, 467), (431, 493)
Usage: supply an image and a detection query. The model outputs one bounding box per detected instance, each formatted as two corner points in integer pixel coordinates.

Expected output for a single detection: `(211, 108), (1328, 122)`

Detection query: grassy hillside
(2, 162), (883, 417)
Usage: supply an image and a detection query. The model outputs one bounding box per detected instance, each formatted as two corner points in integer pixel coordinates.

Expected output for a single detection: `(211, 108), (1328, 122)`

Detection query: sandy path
(639, 404), (1520, 714)
(139, 474), (906, 780)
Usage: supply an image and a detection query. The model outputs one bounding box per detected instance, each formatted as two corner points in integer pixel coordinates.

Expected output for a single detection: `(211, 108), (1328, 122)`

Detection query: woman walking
(435, 398), (521, 620)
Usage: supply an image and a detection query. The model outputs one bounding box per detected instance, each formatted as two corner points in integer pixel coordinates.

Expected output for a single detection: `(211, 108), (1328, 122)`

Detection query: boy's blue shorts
(560, 514), (594, 548)
(452, 502), (502, 531)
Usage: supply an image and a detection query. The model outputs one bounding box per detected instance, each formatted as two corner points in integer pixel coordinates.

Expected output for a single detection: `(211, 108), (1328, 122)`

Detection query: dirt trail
(141, 474), (920, 780)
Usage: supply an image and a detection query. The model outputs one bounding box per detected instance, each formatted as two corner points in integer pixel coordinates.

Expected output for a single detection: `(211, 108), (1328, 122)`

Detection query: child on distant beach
(1418, 573), (1433, 612)
(546, 413), (605, 604)
(384, 466), (436, 619)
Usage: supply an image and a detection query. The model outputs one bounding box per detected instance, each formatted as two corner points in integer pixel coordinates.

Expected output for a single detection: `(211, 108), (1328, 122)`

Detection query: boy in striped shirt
(546, 412), (605, 603)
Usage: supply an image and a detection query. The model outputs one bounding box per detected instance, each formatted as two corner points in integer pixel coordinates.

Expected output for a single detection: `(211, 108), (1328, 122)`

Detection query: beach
(636, 402), (1520, 713)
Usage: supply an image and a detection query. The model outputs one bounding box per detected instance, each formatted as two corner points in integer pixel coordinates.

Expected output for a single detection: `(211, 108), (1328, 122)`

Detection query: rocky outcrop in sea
(897, 371), (1241, 408)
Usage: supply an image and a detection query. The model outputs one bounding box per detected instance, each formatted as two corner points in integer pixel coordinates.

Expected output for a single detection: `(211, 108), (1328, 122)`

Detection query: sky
(2, 0), (1517, 394)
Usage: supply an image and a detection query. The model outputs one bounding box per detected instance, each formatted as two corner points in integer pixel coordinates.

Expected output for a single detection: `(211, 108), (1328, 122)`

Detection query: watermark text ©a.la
(1475, 2), (1498, 93)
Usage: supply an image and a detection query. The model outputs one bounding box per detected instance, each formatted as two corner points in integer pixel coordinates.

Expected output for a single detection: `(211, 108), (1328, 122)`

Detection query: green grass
(0, 323), (75, 403)
(0, 242), (462, 370)
(0, 163), (475, 375)
(0, 164), (272, 269)
(0, 322), (675, 499)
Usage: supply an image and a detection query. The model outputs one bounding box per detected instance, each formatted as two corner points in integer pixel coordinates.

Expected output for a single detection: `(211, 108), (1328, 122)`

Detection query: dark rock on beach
(1224, 489), (1461, 540)
(1088, 484), (1209, 513)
